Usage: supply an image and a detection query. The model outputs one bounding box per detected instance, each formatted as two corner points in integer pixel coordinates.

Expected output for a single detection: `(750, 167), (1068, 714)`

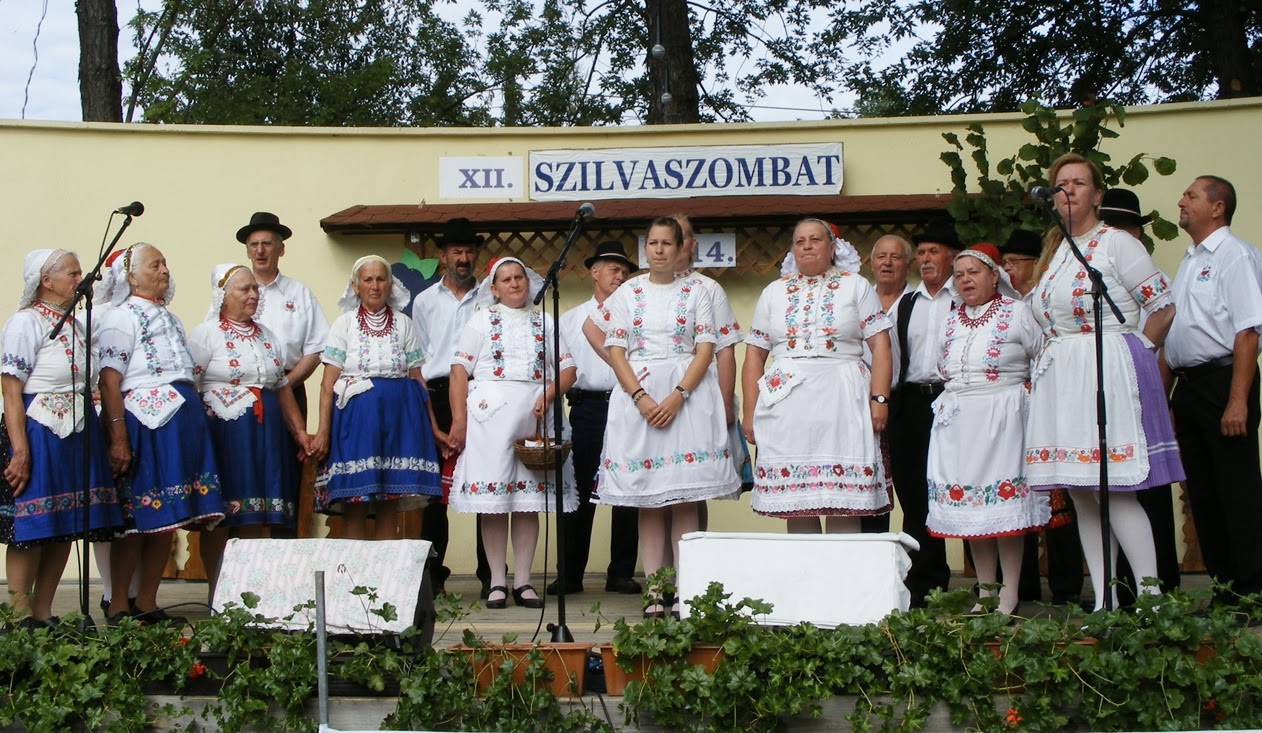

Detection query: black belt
(1172, 355), (1233, 382)
(567, 388), (612, 406)
(897, 382), (945, 397)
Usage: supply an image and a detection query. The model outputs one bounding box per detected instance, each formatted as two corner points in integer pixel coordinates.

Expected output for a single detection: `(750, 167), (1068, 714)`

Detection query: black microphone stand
(49, 212), (136, 631)
(1034, 195), (1125, 611)
(533, 209), (592, 642)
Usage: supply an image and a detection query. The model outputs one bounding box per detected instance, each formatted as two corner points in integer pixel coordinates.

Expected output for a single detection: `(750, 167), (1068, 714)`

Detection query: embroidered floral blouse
(1034, 225), (1173, 340)
(679, 270), (743, 350)
(745, 268), (890, 360)
(187, 318), (289, 421)
(321, 308), (423, 378)
(97, 296), (196, 391)
(452, 305), (573, 382)
(601, 274), (717, 360)
(0, 302), (93, 437)
(937, 296), (1042, 391)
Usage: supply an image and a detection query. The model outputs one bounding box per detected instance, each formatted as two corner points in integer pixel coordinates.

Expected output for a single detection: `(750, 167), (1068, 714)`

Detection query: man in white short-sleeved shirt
(1164, 175), (1262, 597)
(551, 241), (641, 596)
(410, 217), (488, 595)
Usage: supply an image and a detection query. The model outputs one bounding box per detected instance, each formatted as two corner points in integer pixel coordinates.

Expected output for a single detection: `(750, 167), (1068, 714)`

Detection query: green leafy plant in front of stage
(939, 99), (1179, 251)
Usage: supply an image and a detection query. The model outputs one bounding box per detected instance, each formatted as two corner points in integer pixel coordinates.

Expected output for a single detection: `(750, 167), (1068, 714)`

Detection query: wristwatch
(675, 385), (691, 400)
(870, 394), (889, 404)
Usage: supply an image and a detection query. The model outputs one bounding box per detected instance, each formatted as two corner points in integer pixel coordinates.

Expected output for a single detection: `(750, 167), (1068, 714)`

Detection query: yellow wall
(2, 98), (1259, 580)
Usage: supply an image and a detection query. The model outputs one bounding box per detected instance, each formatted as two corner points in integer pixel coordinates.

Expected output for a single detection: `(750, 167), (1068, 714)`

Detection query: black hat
(1099, 188), (1151, 229)
(583, 241), (639, 271)
(912, 223), (963, 250)
(436, 217), (485, 248)
(1003, 229), (1043, 258)
(236, 212), (292, 243)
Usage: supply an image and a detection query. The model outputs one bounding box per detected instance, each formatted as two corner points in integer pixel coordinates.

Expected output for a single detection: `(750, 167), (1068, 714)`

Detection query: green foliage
(939, 99), (1179, 249)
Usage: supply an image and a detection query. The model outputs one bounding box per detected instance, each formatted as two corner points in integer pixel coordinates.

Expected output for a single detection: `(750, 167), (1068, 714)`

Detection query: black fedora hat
(236, 212), (292, 243)
(912, 223), (963, 250)
(1099, 188), (1151, 229)
(584, 241), (639, 271)
(1003, 229), (1043, 258)
(437, 217), (485, 248)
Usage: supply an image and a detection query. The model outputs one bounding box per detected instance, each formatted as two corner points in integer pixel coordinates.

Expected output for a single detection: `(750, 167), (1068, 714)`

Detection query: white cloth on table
(449, 304), (577, 513)
(927, 296), (1049, 538)
(413, 279), (479, 381)
(187, 319), (289, 421)
(0, 302), (91, 437)
(254, 273), (330, 372)
(595, 274), (738, 507)
(1165, 225), (1262, 368)
(1025, 225), (1173, 488)
(745, 269), (892, 516)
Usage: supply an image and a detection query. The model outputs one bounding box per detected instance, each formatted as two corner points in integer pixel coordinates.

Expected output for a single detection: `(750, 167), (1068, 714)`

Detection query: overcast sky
(0, 0), (849, 124)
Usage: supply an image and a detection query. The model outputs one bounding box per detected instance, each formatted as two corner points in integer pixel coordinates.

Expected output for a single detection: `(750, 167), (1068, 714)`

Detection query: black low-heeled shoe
(512, 585), (545, 609)
(485, 586), (509, 609)
(642, 598), (666, 619)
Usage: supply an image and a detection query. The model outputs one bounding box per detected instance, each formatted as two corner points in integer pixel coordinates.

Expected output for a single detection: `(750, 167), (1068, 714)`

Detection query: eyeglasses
(1001, 256), (1037, 266)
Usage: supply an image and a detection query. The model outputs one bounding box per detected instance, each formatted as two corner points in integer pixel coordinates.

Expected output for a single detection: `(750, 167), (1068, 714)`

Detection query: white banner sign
(438, 156), (524, 199)
(638, 233), (737, 269)
(530, 143), (842, 201)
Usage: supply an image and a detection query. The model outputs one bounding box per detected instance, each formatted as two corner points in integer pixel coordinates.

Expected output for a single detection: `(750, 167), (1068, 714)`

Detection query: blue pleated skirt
(205, 388), (298, 528)
(0, 394), (123, 546)
(315, 377), (442, 513)
(120, 382), (225, 533)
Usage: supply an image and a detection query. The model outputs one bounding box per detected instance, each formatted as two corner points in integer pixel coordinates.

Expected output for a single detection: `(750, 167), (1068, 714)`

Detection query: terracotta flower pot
(598, 643), (726, 696)
(452, 642), (592, 698)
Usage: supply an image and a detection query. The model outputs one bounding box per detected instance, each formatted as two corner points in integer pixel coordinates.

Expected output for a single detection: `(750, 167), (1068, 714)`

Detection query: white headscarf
(113, 243), (177, 307)
(955, 246), (1021, 301)
(474, 257), (544, 311)
(203, 263), (254, 323)
(19, 248), (73, 308)
(336, 255), (411, 313)
(780, 219), (862, 276)
(93, 249), (126, 307)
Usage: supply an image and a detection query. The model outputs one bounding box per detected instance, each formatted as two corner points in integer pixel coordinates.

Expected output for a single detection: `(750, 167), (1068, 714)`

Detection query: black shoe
(512, 585), (545, 609)
(642, 598), (666, 619)
(546, 579), (584, 595)
(480, 578), (492, 600)
(99, 596), (110, 615)
(133, 608), (187, 626)
(485, 586), (508, 610)
(106, 610), (132, 626)
(17, 617), (57, 632)
(605, 577), (642, 594)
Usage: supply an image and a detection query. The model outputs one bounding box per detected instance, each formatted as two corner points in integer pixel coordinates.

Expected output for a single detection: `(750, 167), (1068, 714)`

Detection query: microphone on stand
(1029, 186), (1063, 203)
(115, 201), (145, 217)
(575, 202), (595, 220)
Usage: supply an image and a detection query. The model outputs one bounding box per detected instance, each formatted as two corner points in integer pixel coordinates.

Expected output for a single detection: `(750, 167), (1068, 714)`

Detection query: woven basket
(513, 421), (571, 471)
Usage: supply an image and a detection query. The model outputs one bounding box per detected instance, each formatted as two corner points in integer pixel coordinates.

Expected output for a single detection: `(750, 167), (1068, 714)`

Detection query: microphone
(1030, 186), (1063, 203)
(576, 202), (595, 220)
(115, 201), (145, 217)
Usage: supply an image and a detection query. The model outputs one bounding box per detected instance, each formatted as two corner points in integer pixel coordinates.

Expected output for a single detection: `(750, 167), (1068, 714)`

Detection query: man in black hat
(1098, 188), (1151, 240)
(549, 242), (642, 595)
(1165, 176), (1262, 601)
(888, 222), (961, 607)
(412, 217), (492, 595)
(238, 212), (329, 539)
(1000, 229), (1044, 299)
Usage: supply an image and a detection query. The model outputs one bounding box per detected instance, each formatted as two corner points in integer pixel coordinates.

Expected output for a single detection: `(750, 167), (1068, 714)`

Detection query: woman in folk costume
(448, 257), (578, 609)
(98, 243), (225, 624)
(0, 249), (123, 628)
(187, 264), (313, 588)
(596, 217), (740, 618)
(926, 244), (1049, 615)
(741, 218), (894, 529)
(311, 256), (443, 539)
(1025, 153), (1183, 610)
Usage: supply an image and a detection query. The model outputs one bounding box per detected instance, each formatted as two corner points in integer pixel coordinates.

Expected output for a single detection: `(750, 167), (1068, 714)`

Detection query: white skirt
(450, 380), (577, 514)
(927, 383), (1049, 538)
(748, 357), (891, 517)
(596, 357), (740, 508)
(1025, 331), (1148, 488)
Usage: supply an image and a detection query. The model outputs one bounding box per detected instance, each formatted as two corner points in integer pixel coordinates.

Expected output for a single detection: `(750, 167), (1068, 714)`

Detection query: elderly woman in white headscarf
(187, 264), (313, 586)
(0, 249), (123, 628)
(448, 256), (578, 609)
(740, 218), (894, 531)
(311, 255), (443, 540)
(97, 242), (225, 624)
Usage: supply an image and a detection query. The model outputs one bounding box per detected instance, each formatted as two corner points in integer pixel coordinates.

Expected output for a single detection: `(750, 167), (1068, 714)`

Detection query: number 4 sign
(637, 233), (737, 269)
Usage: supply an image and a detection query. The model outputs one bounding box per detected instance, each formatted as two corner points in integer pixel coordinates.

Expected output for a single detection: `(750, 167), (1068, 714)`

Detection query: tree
(77, 0), (124, 122)
(836, 0), (1261, 117)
